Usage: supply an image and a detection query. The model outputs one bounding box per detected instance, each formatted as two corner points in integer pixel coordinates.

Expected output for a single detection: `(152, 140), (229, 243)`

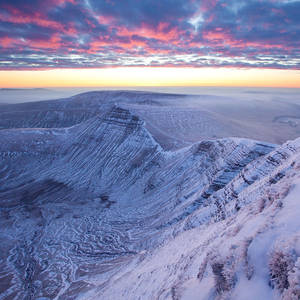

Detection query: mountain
(93, 137), (300, 300)
(0, 91), (181, 130)
(1, 90), (300, 149)
(0, 92), (299, 299)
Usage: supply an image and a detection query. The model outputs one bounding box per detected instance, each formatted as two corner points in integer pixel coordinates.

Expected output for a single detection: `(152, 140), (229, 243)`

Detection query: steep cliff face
(0, 103), (299, 300)
(0, 106), (161, 192)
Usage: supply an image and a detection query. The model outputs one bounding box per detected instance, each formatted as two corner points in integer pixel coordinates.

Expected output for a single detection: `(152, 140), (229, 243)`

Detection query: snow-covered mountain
(1, 90), (300, 148)
(0, 92), (299, 300)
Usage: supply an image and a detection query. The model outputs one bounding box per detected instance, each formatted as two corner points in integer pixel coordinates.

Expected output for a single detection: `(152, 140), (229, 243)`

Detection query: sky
(0, 0), (299, 87)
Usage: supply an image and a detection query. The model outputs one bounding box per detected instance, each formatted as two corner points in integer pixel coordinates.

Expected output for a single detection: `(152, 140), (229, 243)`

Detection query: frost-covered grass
(82, 139), (300, 300)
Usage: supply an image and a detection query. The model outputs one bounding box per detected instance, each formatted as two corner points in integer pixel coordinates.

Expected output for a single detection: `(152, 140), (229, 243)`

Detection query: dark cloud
(0, 0), (299, 69)
(88, 0), (196, 27)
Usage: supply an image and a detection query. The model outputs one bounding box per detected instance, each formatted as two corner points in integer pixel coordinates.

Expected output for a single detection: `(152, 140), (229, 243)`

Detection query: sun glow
(0, 67), (299, 88)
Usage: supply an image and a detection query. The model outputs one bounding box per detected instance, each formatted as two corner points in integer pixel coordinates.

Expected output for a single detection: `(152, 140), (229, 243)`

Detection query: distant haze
(0, 86), (299, 104)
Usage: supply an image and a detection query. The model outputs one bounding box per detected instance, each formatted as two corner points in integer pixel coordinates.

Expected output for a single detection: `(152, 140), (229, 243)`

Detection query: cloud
(0, 0), (299, 69)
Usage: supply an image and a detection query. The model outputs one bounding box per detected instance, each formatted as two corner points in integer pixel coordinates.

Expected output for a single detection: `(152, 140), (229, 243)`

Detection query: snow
(232, 274), (275, 300)
(81, 137), (300, 299)
(0, 91), (300, 299)
(231, 179), (300, 300)
(181, 277), (215, 300)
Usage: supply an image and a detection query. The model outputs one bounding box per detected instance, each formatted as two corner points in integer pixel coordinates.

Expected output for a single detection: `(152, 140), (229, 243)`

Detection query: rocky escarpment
(0, 106), (161, 193)
(0, 104), (299, 300)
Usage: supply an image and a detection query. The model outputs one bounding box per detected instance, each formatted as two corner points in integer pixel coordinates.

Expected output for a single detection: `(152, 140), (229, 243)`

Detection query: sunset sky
(0, 0), (299, 87)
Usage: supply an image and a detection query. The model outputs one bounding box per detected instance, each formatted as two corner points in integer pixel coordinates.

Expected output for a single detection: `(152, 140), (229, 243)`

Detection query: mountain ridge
(1, 90), (300, 149)
(0, 98), (299, 299)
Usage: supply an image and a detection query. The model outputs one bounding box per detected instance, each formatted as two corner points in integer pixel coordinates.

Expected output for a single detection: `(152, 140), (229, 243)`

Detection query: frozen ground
(0, 90), (299, 299)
